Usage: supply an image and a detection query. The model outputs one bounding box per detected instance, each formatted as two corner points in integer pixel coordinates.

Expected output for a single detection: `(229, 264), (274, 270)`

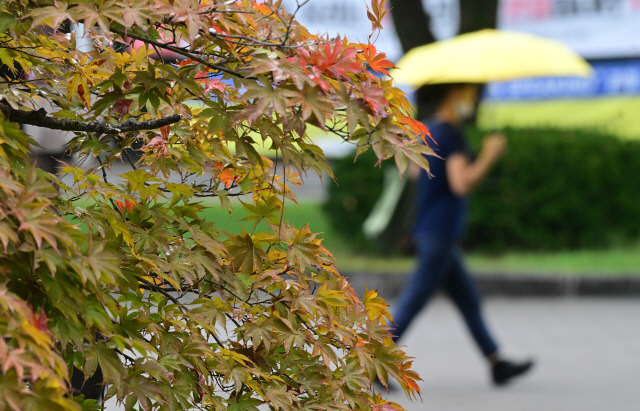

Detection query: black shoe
(492, 359), (534, 386)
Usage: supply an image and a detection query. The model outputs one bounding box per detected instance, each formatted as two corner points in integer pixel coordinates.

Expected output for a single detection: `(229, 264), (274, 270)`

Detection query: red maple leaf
(113, 98), (133, 115)
(196, 71), (226, 95)
(294, 38), (362, 90)
(77, 84), (91, 109)
(356, 79), (389, 115)
(373, 405), (402, 411)
(30, 306), (49, 334)
(145, 135), (168, 159)
(402, 373), (421, 393)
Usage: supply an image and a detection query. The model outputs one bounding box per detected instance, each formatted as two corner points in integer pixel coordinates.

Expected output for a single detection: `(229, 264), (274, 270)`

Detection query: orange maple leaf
(217, 168), (236, 189)
(115, 199), (135, 212)
(160, 125), (170, 140)
(402, 373), (421, 394)
(402, 115), (434, 145)
(360, 43), (395, 77)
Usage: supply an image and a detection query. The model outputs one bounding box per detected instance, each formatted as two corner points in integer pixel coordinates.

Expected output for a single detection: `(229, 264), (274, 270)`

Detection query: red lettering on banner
(503, 0), (554, 23)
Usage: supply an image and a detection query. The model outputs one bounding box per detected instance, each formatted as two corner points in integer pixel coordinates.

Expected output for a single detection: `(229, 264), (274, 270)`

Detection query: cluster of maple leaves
(0, 0), (429, 409)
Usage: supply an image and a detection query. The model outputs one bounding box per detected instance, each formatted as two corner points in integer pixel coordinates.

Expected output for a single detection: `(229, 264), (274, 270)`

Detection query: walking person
(390, 83), (534, 386)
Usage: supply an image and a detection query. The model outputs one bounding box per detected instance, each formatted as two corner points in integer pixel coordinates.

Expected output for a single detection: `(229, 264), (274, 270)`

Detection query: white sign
(498, 0), (640, 58)
(281, 0), (462, 60)
(281, 0), (403, 60)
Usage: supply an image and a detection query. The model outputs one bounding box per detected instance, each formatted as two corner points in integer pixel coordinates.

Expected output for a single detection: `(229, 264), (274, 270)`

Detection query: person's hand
(482, 132), (507, 161)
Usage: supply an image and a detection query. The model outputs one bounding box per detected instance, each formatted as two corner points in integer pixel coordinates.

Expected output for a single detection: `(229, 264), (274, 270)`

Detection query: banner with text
(498, 0), (640, 59)
(485, 59), (640, 101)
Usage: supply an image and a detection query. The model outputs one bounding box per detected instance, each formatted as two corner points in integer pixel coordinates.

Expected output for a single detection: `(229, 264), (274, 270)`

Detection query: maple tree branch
(136, 277), (232, 347)
(0, 104), (183, 134)
(1, 45), (64, 71)
(136, 277), (235, 347)
(196, 7), (256, 16)
(282, 0), (310, 45)
(110, 27), (255, 79)
(0, 78), (46, 85)
(206, 31), (291, 48)
(115, 348), (137, 365)
(122, 147), (138, 170)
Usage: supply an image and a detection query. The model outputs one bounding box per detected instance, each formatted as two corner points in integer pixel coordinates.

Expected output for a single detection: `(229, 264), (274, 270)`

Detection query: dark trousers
(390, 234), (499, 357)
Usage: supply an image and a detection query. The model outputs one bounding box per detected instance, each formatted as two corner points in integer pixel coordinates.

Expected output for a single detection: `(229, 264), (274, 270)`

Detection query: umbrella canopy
(391, 29), (592, 87)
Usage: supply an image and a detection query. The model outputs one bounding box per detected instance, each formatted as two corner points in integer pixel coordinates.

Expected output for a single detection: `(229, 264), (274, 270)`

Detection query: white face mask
(454, 100), (475, 120)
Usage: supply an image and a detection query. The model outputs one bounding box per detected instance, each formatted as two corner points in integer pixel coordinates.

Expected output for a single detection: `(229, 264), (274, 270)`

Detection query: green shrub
(465, 127), (640, 251)
(324, 126), (640, 253)
(323, 150), (385, 251)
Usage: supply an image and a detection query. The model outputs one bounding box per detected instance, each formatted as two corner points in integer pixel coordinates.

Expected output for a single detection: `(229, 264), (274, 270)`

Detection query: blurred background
(265, 0), (640, 278)
(271, 1), (640, 410)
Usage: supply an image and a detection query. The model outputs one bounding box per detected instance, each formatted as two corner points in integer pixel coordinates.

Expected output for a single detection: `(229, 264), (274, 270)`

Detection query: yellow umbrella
(391, 29), (592, 87)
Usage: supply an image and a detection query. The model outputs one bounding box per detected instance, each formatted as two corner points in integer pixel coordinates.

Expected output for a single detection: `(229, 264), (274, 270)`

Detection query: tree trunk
(459, 0), (499, 34)
(388, 0), (436, 54)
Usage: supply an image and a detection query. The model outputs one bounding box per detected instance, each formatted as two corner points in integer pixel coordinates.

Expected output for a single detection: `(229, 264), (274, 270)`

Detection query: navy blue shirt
(414, 121), (473, 239)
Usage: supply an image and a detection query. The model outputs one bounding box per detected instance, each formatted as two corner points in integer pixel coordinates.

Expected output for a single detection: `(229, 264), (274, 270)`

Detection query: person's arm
(446, 133), (507, 197)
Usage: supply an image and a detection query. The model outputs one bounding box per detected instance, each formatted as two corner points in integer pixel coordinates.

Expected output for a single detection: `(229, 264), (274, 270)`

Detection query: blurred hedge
(465, 127), (640, 251)
(323, 149), (385, 251)
(324, 127), (640, 253)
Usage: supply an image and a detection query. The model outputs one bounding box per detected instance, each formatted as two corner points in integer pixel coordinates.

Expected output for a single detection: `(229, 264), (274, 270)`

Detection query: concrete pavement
(382, 297), (640, 411)
(346, 271), (640, 299)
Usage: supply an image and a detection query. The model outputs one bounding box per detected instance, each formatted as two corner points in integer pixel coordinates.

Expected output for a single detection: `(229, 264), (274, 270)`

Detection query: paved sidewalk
(346, 271), (640, 299)
(382, 297), (640, 411)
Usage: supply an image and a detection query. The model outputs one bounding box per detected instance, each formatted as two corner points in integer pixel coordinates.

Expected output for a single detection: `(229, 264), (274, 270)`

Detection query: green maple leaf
(240, 197), (282, 229)
(287, 224), (322, 271)
(0, 221), (18, 253)
(227, 395), (262, 411)
(28, 3), (71, 29)
(226, 229), (268, 275)
(69, 241), (121, 286)
(18, 206), (68, 251)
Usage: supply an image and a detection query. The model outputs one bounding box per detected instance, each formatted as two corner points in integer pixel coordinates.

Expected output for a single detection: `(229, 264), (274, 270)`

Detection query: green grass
(466, 247), (640, 277)
(202, 200), (640, 277)
(200, 199), (349, 247)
